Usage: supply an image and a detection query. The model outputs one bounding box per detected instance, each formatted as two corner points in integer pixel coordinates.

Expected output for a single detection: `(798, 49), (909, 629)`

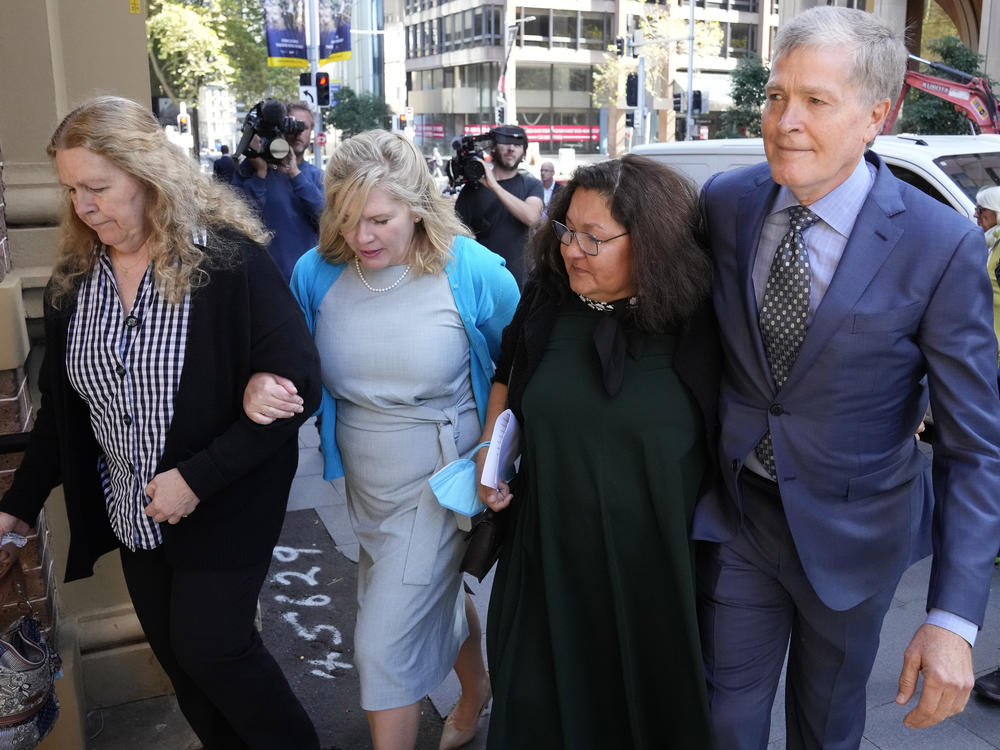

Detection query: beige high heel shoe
(439, 685), (492, 750)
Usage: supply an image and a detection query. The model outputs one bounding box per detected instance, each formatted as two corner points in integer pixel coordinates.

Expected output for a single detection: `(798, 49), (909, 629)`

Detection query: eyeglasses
(552, 221), (628, 256)
(976, 206), (984, 216)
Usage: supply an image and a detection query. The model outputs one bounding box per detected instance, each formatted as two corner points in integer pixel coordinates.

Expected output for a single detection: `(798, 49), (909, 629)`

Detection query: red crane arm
(882, 70), (1000, 135)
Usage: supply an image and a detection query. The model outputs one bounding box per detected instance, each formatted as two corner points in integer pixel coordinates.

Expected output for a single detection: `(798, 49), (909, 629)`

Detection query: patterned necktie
(754, 205), (819, 477)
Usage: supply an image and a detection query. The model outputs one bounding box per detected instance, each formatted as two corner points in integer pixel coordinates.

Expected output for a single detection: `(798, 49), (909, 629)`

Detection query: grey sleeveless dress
(315, 262), (479, 710)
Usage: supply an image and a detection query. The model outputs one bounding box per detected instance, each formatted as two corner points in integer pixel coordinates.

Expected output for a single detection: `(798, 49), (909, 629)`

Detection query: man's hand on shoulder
(896, 623), (973, 729)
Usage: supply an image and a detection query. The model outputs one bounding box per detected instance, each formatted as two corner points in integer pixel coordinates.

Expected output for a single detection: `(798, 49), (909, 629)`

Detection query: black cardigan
(493, 278), (722, 500)
(1, 231), (322, 581)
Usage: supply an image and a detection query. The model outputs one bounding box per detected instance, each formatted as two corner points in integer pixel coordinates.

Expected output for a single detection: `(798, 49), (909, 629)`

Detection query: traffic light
(399, 113), (407, 129)
(625, 112), (635, 128)
(625, 73), (638, 108)
(316, 72), (331, 106)
(692, 90), (703, 114)
(615, 37), (625, 57)
(299, 71), (311, 87)
(673, 92), (682, 112)
(177, 113), (189, 134)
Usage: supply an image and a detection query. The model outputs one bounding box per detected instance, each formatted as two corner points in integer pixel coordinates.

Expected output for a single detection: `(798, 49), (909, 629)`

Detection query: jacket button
(122, 414), (132, 426)
(115, 364), (126, 377)
(125, 315), (139, 328)
(769, 404), (784, 416)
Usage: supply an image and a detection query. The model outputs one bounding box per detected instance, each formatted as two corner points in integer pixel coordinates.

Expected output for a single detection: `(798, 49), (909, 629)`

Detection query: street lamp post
(495, 16), (535, 125)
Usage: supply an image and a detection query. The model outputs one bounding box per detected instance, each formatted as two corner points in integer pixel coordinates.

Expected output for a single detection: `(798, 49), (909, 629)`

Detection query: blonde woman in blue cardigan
(245, 130), (519, 750)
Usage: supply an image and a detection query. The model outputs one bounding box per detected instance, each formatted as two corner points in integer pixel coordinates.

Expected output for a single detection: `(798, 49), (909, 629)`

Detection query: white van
(633, 134), (1000, 220)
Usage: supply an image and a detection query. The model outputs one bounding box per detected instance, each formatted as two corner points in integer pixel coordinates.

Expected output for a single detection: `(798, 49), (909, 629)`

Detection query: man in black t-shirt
(455, 125), (543, 286)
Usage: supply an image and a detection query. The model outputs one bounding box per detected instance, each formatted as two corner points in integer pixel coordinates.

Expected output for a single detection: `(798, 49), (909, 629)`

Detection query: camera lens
(268, 138), (291, 161)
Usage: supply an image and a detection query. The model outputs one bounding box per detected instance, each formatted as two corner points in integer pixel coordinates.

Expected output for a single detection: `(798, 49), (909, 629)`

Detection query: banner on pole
(264, 0), (309, 68)
(319, 0), (352, 63)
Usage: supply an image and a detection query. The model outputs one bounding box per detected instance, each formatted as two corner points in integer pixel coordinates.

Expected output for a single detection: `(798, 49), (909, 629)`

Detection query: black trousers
(120, 547), (320, 750)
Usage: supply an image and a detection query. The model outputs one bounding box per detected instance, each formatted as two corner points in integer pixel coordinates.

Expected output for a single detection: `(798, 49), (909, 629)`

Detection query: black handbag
(460, 507), (509, 582)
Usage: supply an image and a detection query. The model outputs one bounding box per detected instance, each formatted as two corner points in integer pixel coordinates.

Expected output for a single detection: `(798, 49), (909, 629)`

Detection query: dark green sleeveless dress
(486, 299), (712, 749)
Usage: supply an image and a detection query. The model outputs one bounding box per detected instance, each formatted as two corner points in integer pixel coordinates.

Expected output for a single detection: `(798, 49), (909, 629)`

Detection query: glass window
(473, 8), (484, 44)
(935, 152), (1000, 202)
(444, 67), (455, 88)
(551, 11), (575, 49)
(731, 0), (758, 11)
(464, 10), (474, 47)
(518, 65), (552, 90)
(580, 13), (611, 51)
(569, 66), (590, 92)
(727, 23), (757, 58)
(489, 7), (503, 45)
(521, 9), (550, 47)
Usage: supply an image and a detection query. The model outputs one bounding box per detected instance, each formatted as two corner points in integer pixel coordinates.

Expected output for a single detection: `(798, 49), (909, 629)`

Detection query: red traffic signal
(316, 72), (331, 106)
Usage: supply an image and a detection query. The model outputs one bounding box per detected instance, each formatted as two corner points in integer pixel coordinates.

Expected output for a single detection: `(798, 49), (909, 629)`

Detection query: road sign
(405, 106), (414, 120)
(316, 131), (327, 146)
(299, 85), (317, 107)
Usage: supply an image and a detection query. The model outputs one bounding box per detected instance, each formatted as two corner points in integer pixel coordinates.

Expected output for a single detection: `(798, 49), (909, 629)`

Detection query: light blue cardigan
(289, 235), (520, 480)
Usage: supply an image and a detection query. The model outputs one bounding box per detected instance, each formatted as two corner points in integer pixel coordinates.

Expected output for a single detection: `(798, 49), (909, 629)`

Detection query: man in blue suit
(694, 6), (1000, 749)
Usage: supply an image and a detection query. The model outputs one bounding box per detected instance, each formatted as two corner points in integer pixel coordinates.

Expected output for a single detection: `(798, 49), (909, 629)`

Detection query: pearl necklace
(354, 256), (410, 293)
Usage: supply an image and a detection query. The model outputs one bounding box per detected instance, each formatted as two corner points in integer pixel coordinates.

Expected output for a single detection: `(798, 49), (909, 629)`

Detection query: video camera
(234, 99), (307, 165)
(445, 133), (495, 187)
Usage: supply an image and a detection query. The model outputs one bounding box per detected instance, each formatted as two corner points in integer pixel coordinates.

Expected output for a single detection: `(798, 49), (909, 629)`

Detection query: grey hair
(977, 186), (1000, 213)
(772, 6), (908, 107)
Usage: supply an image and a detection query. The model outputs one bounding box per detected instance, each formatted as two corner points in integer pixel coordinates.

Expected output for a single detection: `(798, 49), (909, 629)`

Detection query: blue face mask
(428, 442), (490, 517)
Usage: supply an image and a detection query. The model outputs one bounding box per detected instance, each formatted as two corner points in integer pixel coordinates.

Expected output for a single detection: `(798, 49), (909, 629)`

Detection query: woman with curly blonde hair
(246, 129), (519, 750)
(0, 96), (322, 749)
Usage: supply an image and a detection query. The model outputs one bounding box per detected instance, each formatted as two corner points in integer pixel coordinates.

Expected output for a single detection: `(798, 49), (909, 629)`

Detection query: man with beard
(232, 101), (324, 281)
(455, 124), (543, 286)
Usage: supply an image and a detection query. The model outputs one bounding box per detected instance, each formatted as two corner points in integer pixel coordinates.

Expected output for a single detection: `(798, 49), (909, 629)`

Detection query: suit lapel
(783, 155), (905, 390)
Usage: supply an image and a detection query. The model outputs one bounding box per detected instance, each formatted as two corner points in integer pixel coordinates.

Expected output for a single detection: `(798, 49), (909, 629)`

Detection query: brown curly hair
(531, 155), (711, 331)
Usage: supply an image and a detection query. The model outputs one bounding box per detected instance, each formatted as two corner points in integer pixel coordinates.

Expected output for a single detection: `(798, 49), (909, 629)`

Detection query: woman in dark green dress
(473, 156), (721, 749)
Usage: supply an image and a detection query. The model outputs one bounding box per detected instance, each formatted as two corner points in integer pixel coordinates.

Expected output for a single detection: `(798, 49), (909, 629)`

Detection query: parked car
(633, 134), (1000, 220)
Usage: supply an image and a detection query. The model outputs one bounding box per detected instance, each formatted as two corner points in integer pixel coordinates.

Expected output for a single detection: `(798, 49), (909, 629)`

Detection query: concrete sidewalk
(89, 420), (1000, 748)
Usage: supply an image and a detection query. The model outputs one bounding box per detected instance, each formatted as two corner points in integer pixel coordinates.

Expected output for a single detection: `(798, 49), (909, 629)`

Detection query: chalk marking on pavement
(273, 546), (324, 562)
(275, 594), (332, 607)
(274, 566), (322, 586)
(282, 611), (343, 644)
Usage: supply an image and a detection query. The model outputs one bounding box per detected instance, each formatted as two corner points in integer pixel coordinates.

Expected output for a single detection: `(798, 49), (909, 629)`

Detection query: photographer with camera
(232, 100), (324, 281)
(454, 125), (543, 286)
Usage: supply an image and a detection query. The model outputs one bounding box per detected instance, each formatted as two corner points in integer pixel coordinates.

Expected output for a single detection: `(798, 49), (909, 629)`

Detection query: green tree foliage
(897, 37), (989, 135)
(147, 0), (232, 106)
(215, 0), (300, 106)
(325, 87), (391, 138)
(592, 11), (722, 108)
(147, 0), (300, 109)
(720, 55), (768, 138)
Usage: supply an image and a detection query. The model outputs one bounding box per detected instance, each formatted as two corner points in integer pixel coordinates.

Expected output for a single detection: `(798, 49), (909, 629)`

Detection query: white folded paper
(480, 409), (521, 490)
